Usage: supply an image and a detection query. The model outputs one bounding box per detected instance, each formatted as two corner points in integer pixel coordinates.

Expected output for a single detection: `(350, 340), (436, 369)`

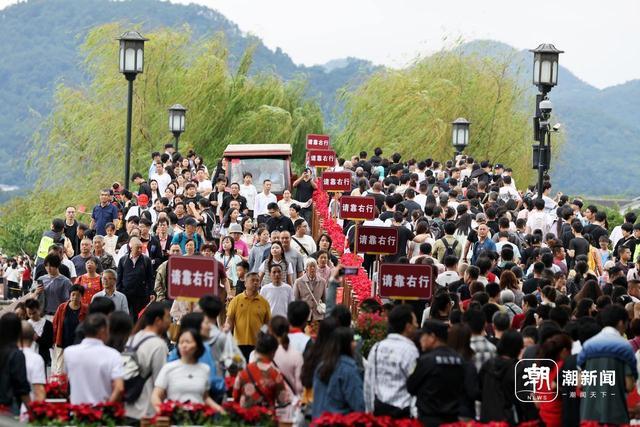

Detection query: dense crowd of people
(1, 143), (640, 426)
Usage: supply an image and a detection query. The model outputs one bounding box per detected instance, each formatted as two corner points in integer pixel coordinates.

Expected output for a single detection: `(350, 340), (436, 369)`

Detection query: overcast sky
(2, 0), (638, 89)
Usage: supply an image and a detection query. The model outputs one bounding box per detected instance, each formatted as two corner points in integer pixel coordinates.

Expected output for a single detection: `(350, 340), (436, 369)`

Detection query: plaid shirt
(470, 335), (497, 372)
(364, 334), (419, 412)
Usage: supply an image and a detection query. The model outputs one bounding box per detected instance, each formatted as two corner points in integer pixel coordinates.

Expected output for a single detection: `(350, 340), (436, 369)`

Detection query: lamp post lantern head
(530, 43), (563, 93)
(451, 117), (470, 153)
(118, 31), (148, 78)
(168, 104), (187, 135)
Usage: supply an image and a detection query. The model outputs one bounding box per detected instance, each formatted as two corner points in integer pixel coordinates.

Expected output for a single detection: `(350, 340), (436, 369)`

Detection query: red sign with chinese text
(308, 150), (336, 168)
(168, 256), (219, 299)
(357, 226), (398, 255)
(306, 134), (331, 150)
(339, 196), (376, 221)
(379, 264), (433, 300)
(320, 171), (352, 192)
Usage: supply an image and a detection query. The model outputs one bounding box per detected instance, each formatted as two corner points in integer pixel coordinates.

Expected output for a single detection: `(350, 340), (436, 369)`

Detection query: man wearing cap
(125, 194), (151, 221)
(171, 217), (203, 254)
(227, 223), (249, 259)
(90, 189), (119, 237)
(407, 319), (466, 427)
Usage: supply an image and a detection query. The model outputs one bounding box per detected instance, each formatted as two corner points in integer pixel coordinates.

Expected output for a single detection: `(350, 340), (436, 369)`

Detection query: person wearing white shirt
(64, 313), (124, 404)
(525, 198), (552, 236)
(195, 169), (213, 197)
(20, 322), (46, 421)
(254, 180), (277, 223)
(150, 163), (171, 195)
(435, 256), (461, 288)
(291, 220), (317, 259)
(259, 264), (294, 317)
(239, 173), (258, 214)
(148, 152), (161, 178)
(495, 232), (522, 261)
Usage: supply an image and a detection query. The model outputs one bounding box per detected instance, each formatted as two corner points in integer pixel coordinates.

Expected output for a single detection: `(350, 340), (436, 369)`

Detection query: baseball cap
(228, 223), (243, 234)
(494, 163), (504, 170)
(480, 160), (491, 169)
(137, 194), (149, 206)
(604, 260), (616, 271)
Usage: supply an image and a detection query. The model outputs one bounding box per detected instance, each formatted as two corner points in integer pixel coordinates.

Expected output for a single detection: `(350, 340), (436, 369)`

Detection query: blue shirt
(472, 237), (497, 264)
(312, 355), (365, 419)
(92, 203), (118, 236)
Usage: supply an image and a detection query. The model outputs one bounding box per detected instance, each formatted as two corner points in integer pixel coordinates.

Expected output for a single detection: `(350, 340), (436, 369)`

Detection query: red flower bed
(314, 190), (375, 305)
(312, 412), (421, 426)
(45, 374), (69, 399)
(154, 400), (219, 425)
(28, 401), (124, 425)
(222, 401), (276, 426)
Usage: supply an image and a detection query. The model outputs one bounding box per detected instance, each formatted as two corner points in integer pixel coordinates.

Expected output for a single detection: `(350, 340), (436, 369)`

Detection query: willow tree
(0, 23), (323, 254)
(335, 50), (542, 185)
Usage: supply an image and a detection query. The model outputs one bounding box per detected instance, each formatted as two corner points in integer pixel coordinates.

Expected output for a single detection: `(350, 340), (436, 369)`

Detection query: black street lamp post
(451, 117), (470, 161)
(118, 30), (148, 190)
(530, 43), (563, 201)
(168, 104), (187, 154)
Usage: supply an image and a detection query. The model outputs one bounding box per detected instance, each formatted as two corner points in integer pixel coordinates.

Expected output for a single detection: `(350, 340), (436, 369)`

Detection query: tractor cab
(222, 144), (293, 196)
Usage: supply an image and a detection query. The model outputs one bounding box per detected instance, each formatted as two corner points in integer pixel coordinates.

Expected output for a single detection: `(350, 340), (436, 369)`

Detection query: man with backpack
(124, 302), (170, 424)
(433, 221), (461, 263)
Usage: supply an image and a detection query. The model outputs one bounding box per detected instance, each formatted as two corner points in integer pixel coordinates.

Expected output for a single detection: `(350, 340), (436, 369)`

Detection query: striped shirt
(364, 334), (419, 412)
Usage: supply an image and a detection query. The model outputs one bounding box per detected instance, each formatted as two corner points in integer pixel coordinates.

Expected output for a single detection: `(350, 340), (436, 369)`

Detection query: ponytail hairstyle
(269, 315), (290, 351)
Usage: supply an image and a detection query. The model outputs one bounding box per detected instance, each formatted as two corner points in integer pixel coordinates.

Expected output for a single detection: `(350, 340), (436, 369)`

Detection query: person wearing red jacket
(51, 285), (88, 374)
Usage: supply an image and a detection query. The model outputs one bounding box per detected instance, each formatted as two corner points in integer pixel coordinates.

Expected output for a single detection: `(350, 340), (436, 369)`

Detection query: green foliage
(335, 50), (545, 186)
(0, 24), (323, 255)
(0, 0), (372, 187)
(0, 195), (54, 255)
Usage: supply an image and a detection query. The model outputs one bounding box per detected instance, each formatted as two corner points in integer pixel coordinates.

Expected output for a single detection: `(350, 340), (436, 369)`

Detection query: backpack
(429, 221), (444, 240)
(441, 238), (459, 258)
(121, 335), (156, 403)
(201, 209), (217, 241)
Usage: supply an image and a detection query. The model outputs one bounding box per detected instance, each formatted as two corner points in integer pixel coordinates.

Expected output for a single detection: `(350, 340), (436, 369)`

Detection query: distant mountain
(0, 0), (637, 197)
(0, 0), (375, 186)
(457, 40), (640, 196)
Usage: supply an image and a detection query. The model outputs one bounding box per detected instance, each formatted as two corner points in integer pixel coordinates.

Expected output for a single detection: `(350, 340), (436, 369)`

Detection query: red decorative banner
(339, 196), (376, 221)
(308, 150), (336, 168)
(357, 226), (398, 255)
(320, 171), (352, 192)
(306, 134), (331, 150)
(168, 256), (219, 299)
(379, 264), (434, 300)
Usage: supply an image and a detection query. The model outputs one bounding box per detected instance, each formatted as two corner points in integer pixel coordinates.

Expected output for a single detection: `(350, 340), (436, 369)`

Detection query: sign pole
(374, 254), (381, 298)
(354, 220), (360, 255)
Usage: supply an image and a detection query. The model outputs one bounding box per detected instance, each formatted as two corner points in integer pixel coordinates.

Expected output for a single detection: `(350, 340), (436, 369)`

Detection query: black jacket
(479, 356), (521, 424)
(407, 346), (466, 425)
(116, 254), (154, 298)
